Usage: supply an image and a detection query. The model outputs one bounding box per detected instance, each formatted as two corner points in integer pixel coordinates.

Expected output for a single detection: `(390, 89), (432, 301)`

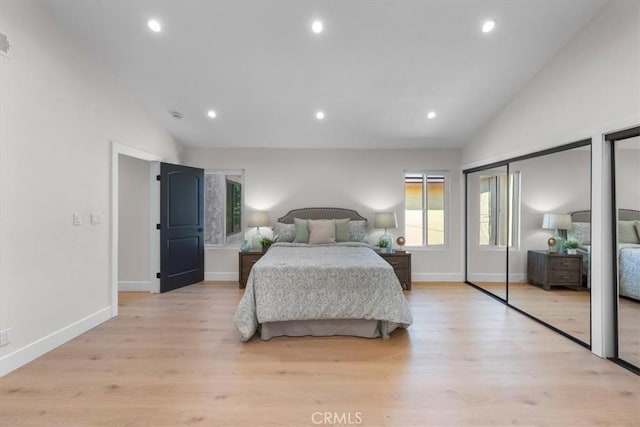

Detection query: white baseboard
(118, 281), (151, 291)
(204, 272), (239, 281)
(0, 306), (112, 377)
(412, 273), (463, 282)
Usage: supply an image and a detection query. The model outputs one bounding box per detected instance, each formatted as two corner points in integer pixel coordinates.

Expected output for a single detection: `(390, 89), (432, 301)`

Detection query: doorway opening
(111, 142), (162, 317)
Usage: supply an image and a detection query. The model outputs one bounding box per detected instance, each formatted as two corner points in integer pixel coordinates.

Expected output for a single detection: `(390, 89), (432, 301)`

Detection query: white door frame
(111, 141), (162, 318)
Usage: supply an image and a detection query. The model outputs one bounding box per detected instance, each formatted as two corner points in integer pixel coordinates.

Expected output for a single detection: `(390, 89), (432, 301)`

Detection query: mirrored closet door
(465, 141), (592, 347)
(611, 129), (640, 371)
(508, 146), (591, 346)
(466, 166), (508, 301)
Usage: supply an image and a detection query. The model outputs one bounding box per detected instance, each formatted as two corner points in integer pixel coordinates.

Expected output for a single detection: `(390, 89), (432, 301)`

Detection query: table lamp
(542, 213), (571, 253)
(248, 211), (270, 251)
(375, 212), (398, 253)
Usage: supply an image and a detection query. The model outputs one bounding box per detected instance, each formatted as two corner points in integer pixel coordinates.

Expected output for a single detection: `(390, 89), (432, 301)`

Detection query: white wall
(183, 147), (462, 282)
(118, 155), (150, 288)
(616, 142), (640, 210)
(462, 0), (640, 166)
(0, 0), (181, 375)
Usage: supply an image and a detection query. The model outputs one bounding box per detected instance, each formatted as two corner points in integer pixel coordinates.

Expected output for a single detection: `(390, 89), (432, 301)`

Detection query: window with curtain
(404, 172), (447, 247)
(205, 171), (243, 245)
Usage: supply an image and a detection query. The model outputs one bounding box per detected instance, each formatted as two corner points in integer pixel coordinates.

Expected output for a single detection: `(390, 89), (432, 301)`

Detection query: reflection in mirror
(614, 135), (640, 368)
(508, 146), (591, 345)
(467, 167), (508, 300)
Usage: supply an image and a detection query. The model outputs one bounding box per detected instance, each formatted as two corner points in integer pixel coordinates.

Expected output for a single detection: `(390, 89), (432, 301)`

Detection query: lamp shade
(375, 212), (398, 229)
(248, 211), (270, 228)
(542, 213), (571, 230)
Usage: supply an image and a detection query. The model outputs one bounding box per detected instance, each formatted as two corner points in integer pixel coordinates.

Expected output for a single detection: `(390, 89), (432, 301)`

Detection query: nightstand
(238, 251), (264, 289)
(527, 250), (584, 291)
(378, 251), (412, 290)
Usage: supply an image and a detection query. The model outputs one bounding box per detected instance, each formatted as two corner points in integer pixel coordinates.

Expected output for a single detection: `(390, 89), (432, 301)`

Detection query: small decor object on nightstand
(396, 236), (406, 251)
(260, 235), (278, 251)
(563, 240), (579, 255)
(547, 236), (558, 253)
(240, 240), (251, 252)
(378, 238), (390, 253)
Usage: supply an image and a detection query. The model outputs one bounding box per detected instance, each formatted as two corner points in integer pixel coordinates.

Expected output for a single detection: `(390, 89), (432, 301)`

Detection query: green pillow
(293, 218), (309, 243)
(335, 218), (350, 242)
(619, 220), (640, 244)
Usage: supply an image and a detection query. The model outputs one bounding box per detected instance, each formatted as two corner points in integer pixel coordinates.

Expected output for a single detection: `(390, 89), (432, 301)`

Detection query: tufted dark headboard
(570, 209), (640, 222)
(277, 207), (367, 224)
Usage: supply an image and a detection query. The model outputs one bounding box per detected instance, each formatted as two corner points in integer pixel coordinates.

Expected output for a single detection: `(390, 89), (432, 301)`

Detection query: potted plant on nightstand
(260, 235), (278, 252)
(378, 238), (391, 253)
(563, 240), (579, 255)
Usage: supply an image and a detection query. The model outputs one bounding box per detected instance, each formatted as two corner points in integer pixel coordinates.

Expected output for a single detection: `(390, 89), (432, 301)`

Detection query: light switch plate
(90, 213), (101, 224)
(73, 213), (82, 225)
(0, 328), (10, 346)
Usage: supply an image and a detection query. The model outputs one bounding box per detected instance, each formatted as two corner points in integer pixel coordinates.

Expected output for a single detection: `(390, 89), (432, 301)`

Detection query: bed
(234, 207), (413, 341)
(569, 209), (640, 300)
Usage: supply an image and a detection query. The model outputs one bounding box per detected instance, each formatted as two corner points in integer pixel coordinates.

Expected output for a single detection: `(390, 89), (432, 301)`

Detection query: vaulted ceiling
(38, 0), (607, 149)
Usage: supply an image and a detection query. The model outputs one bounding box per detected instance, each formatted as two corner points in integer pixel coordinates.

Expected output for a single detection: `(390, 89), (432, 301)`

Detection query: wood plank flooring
(0, 282), (638, 427)
(472, 280), (640, 367)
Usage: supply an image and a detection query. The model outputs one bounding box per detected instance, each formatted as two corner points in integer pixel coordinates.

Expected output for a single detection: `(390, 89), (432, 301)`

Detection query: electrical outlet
(0, 328), (10, 346)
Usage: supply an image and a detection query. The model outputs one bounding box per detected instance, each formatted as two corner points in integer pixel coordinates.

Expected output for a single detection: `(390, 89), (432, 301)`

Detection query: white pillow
(308, 219), (336, 245)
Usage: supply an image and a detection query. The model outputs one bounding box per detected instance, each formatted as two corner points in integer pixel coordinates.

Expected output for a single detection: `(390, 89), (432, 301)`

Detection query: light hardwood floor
(473, 281), (640, 367)
(0, 282), (638, 427)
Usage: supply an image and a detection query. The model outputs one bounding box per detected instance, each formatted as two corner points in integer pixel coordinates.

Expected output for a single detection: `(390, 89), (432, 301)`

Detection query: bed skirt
(260, 319), (402, 340)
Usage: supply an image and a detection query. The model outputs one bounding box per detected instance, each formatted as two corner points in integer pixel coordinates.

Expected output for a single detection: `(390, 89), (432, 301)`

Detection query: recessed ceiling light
(207, 110), (217, 118)
(312, 20), (323, 34)
(316, 111), (325, 120)
(427, 111), (436, 119)
(147, 19), (162, 33)
(482, 20), (495, 33)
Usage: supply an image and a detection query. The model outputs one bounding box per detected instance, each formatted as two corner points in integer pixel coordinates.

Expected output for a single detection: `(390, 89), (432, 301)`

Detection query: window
(404, 172), (447, 247)
(479, 171), (519, 247)
(205, 171), (244, 245)
(225, 178), (242, 236)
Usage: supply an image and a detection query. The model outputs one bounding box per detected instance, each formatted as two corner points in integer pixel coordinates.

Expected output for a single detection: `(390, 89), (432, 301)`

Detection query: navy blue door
(160, 162), (205, 293)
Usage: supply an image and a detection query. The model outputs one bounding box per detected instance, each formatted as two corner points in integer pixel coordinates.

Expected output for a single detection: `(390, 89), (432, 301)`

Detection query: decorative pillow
(619, 220), (640, 244)
(308, 219), (336, 245)
(568, 222), (591, 245)
(335, 218), (350, 242)
(348, 220), (367, 242)
(635, 221), (640, 240)
(273, 222), (295, 242)
(293, 218), (309, 243)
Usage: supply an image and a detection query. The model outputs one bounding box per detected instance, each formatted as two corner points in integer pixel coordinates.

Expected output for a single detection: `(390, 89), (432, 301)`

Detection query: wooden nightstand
(378, 251), (412, 290)
(238, 251), (264, 289)
(527, 250), (584, 291)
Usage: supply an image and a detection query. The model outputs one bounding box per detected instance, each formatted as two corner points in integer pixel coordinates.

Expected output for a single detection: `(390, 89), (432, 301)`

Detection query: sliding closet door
(507, 146), (591, 346)
(466, 166), (508, 301)
(612, 130), (640, 371)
